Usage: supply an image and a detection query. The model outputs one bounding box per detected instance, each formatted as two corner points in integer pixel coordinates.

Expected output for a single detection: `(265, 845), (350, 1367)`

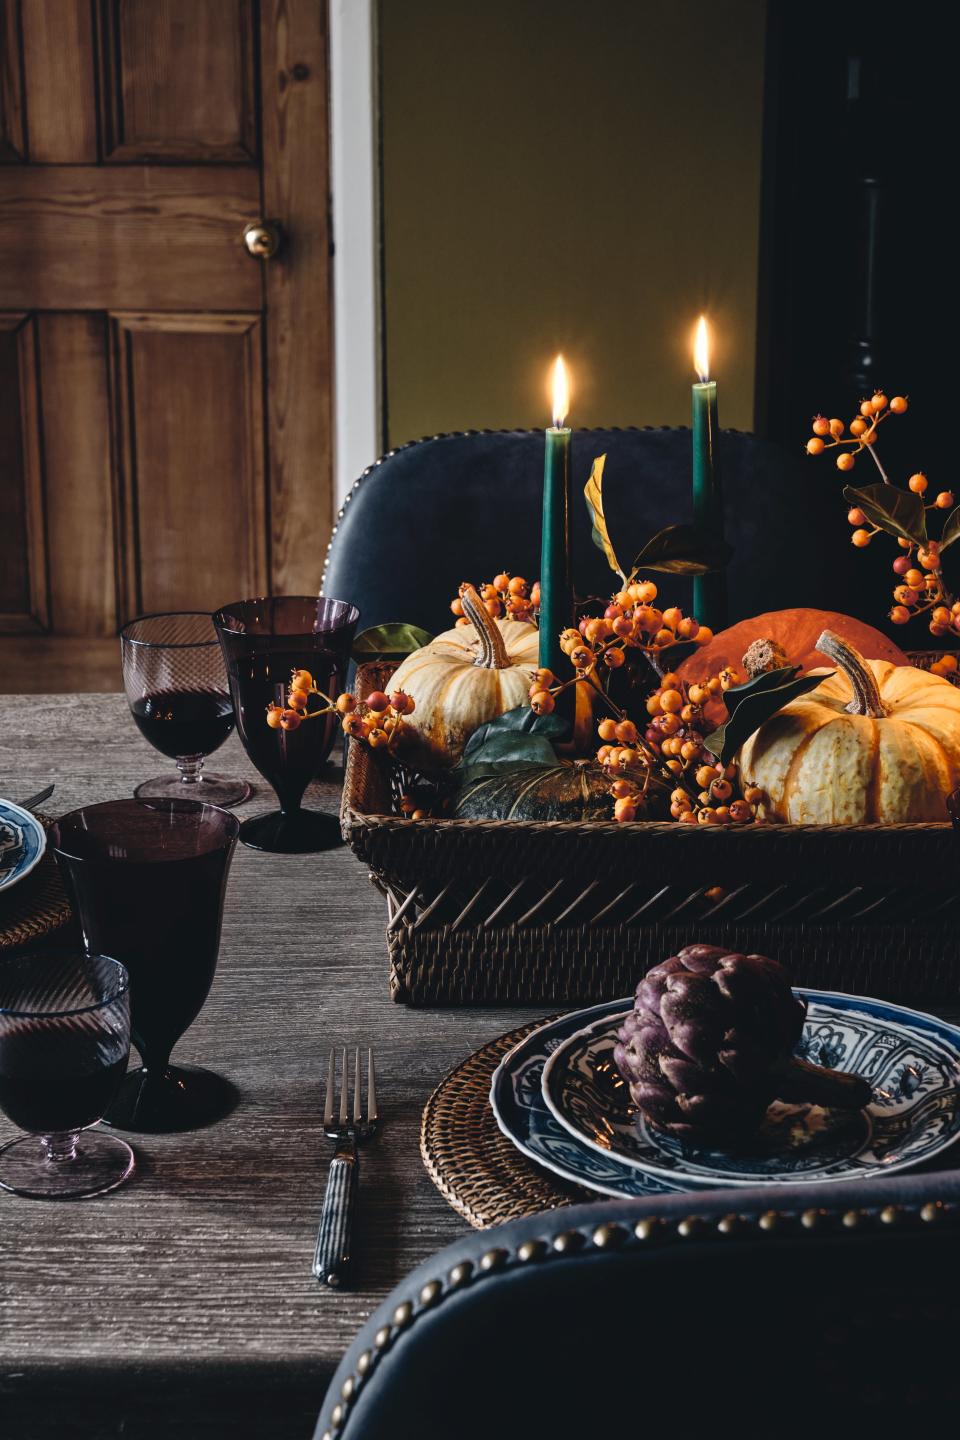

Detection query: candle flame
(551, 354), (570, 428)
(693, 316), (710, 383)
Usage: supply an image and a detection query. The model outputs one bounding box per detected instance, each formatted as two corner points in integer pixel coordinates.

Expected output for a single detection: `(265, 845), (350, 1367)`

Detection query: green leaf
(454, 732), (559, 782)
(352, 623), (433, 662)
(583, 455), (624, 579)
(461, 704), (569, 761)
(721, 665), (803, 715)
(842, 482), (927, 545)
(631, 523), (732, 576)
(704, 669), (834, 765)
(940, 505), (960, 551)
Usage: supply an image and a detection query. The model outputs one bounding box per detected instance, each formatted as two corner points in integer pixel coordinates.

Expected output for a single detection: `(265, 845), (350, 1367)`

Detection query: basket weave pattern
(342, 662), (960, 1006)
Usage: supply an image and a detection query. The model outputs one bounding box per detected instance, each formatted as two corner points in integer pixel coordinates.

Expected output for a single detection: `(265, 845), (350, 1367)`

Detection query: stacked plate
(490, 990), (960, 1196)
(0, 799), (46, 895)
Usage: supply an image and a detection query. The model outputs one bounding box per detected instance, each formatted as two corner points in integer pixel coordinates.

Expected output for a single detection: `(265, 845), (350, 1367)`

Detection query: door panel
(111, 313), (267, 617)
(0, 168), (262, 310)
(20, 0), (98, 162)
(0, 313), (47, 631)
(99, 0), (258, 162)
(38, 313), (115, 636)
(0, 0), (332, 663)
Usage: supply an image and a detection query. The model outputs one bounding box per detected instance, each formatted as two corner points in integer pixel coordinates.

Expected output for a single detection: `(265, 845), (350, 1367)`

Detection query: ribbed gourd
(389, 586), (539, 767)
(739, 630), (960, 824)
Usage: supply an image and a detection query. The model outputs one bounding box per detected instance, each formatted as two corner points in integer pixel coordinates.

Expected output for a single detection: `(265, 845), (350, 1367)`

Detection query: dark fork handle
(313, 1145), (357, 1287)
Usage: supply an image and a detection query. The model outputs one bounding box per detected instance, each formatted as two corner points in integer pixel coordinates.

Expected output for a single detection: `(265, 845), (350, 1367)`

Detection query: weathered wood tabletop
(0, 695), (549, 1439)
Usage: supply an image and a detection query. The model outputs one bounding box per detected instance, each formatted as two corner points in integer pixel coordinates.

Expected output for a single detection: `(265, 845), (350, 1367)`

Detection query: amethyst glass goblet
(214, 596), (360, 854)
(0, 950), (134, 1199)
(52, 799), (239, 1134)
(121, 611), (252, 808)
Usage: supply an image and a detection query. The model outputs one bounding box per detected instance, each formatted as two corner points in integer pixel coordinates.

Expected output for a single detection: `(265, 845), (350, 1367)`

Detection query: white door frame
(329, 0), (382, 504)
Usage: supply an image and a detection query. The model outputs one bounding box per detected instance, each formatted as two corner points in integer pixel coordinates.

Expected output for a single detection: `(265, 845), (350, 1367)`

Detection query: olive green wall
(378, 0), (766, 446)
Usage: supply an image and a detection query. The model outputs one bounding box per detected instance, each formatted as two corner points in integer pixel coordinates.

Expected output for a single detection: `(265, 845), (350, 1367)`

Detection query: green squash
(452, 760), (667, 822)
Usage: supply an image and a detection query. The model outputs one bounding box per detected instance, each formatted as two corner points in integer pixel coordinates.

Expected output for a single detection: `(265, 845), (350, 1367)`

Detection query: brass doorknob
(243, 220), (282, 259)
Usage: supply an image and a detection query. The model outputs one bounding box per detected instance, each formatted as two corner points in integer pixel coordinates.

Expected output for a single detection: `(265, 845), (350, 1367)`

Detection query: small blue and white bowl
(0, 799), (47, 894)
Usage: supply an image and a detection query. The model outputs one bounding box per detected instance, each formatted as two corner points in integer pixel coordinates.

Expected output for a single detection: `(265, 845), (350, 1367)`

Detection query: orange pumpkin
(678, 609), (909, 688)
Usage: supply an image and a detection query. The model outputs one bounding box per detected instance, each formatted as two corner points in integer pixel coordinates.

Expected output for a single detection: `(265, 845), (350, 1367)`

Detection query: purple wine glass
(0, 950), (134, 1199)
(121, 611), (252, 808)
(214, 596), (360, 854)
(52, 799), (239, 1134)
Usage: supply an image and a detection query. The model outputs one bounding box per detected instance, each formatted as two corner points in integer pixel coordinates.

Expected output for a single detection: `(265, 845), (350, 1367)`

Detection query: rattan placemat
(0, 814), (73, 950)
(420, 1017), (592, 1228)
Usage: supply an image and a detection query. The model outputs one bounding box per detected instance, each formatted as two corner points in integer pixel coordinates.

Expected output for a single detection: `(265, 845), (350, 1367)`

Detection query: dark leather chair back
(321, 427), (860, 637)
(316, 1169), (960, 1440)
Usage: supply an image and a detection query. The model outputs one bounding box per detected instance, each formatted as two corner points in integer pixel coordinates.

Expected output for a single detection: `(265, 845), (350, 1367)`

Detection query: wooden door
(0, 0), (331, 680)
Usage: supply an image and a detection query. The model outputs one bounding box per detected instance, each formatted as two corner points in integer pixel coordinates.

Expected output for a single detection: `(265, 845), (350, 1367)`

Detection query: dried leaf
(842, 482), (927, 545)
(631, 523), (732, 576)
(704, 669), (835, 765)
(583, 455), (624, 579)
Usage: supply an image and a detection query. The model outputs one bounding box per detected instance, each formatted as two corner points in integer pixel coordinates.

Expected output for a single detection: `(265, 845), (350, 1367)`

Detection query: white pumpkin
(739, 630), (960, 824)
(391, 586), (539, 766)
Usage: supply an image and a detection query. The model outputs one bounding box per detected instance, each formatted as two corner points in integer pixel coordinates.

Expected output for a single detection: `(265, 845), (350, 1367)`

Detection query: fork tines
(324, 1047), (378, 1134)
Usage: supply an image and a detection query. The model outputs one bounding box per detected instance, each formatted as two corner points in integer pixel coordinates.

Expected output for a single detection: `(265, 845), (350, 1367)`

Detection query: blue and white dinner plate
(541, 989), (960, 1189)
(490, 1001), (688, 1199)
(0, 798), (46, 895)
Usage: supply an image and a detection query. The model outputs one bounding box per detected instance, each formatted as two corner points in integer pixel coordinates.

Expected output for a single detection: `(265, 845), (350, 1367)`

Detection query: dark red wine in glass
(131, 692), (236, 760)
(214, 596), (360, 854)
(0, 951), (134, 1199)
(51, 799), (239, 1134)
(121, 612), (252, 808)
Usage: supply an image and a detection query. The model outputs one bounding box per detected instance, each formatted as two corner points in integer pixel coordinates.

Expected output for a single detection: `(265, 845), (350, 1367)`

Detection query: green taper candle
(691, 317), (727, 631)
(539, 356), (573, 674)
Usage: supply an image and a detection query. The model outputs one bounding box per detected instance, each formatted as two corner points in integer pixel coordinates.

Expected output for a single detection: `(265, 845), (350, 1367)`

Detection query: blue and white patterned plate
(490, 1001), (689, 1199)
(0, 798), (46, 894)
(542, 990), (960, 1188)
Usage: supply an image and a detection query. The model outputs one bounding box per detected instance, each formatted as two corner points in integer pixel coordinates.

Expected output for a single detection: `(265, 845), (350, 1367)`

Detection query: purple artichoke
(614, 944), (871, 1145)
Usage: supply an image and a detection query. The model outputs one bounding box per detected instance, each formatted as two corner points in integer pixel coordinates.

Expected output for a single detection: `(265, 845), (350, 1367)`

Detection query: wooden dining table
(0, 694), (550, 1439)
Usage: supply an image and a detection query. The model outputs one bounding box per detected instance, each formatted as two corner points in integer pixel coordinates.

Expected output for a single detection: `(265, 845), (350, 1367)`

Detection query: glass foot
(104, 1064), (239, 1134)
(0, 1128), (135, 1199)
(238, 809), (343, 854)
(134, 774), (253, 808)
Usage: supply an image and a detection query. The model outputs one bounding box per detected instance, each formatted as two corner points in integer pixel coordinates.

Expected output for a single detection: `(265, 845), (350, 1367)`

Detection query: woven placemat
(0, 814), (73, 950)
(420, 1017), (591, 1228)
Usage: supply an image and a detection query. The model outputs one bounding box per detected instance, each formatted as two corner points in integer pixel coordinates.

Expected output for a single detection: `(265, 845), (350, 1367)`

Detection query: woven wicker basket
(341, 660), (960, 1007)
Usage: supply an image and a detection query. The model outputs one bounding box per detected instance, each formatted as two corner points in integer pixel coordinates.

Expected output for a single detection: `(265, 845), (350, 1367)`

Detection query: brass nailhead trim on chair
(325, 1197), (957, 1437)
(553, 1229), (585, 1254)
(592, 1223), (627, 1249)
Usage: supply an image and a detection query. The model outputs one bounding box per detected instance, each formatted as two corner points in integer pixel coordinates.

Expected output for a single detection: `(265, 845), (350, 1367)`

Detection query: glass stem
(177, 754), (204, 785)
(42, 1131), (80, 1163)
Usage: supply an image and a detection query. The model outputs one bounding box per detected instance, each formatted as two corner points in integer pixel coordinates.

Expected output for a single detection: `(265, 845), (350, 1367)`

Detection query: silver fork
(312, 1047), (379, 1287)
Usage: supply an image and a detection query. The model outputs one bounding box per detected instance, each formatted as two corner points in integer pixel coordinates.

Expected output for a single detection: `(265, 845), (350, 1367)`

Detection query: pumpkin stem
(460, 585), (513, 670)
(815, 629), (889, 718)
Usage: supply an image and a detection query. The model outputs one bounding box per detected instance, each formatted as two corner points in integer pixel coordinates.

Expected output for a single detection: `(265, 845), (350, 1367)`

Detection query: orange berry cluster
(336, 688), (415, 752)
(450, 574), (541, 627)
(265, 668), (327, 732)
(805, 392), (907, 472)
(593, 672), (768, 825)
(557, 581), (713, 680)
